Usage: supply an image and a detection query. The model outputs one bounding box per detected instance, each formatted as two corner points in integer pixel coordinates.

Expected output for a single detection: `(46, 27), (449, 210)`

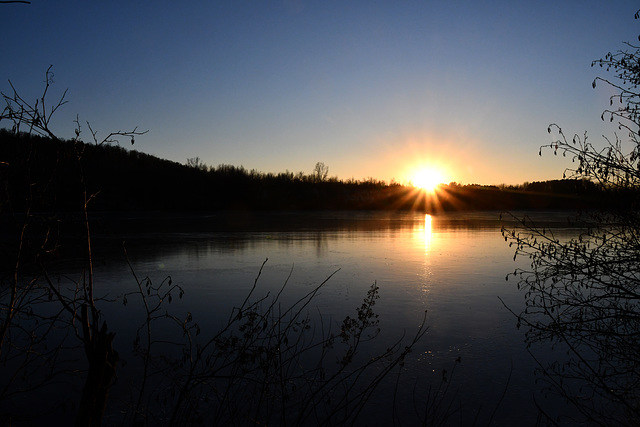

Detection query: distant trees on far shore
(0, 128), (623, 214)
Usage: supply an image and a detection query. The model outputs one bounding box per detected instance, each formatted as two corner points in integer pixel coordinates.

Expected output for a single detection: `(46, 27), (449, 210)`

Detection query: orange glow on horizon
(375, 128), (464, 187)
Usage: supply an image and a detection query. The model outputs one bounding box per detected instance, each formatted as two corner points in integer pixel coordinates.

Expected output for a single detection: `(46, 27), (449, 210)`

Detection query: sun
(412, 168), (445, 193)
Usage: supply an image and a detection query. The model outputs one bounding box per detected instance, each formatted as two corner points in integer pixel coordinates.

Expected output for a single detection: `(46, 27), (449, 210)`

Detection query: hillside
(0, 129), (613, 214)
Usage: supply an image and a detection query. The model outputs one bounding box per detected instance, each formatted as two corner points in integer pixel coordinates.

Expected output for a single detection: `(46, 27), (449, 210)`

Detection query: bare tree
(186, 156), (207, 171)
(313, 161), (329, 183)
(118, 262), (429, 426)
(503, 10), (640, 426)
(1, 66), (146, 426)
(1, 66), (146, 147)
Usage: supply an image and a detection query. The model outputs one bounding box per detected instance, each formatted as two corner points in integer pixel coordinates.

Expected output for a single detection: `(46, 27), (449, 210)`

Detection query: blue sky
(2, 1), (638, 185)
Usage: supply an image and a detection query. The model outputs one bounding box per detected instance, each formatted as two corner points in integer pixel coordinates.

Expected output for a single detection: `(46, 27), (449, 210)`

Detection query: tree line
(0, 70), (437, 426)
(0, 128), (621, 214)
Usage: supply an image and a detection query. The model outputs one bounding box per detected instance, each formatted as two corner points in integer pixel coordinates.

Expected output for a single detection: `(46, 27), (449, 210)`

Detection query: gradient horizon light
(1, 1), (638, 185)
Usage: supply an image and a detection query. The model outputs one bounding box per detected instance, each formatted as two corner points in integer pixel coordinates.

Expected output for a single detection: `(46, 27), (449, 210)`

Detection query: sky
(1, 1), (639, 185)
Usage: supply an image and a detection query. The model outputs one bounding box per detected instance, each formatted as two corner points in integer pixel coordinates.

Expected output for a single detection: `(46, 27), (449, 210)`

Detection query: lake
(72, 210), (584, 426)
(15, 210), (583, 425)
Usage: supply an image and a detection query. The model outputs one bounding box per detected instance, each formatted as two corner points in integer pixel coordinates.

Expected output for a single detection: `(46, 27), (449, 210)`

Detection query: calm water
(79, 211), (579, 425)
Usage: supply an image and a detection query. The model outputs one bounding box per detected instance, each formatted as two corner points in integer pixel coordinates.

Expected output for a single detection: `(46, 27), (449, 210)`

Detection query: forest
(0, 128), (616, 215)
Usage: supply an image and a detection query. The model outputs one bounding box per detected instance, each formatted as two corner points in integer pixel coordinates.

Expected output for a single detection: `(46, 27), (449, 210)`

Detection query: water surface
(84, 210), (579, 425)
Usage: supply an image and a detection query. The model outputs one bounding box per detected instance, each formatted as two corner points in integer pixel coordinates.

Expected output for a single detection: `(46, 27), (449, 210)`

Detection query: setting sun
(412, 168), (445, 192)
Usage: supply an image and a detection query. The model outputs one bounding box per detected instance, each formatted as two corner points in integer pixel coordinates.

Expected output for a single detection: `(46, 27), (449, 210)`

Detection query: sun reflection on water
(415, 213), (435, 299)
(423, 214), (433, 252)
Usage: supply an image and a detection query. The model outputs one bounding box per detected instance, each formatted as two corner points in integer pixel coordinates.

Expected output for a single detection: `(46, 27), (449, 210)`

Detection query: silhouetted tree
(186, 156), (207, 171)
(504, 10), (640, 426)
(313, 161), (329, 182)
(1, 66), (146, 426)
